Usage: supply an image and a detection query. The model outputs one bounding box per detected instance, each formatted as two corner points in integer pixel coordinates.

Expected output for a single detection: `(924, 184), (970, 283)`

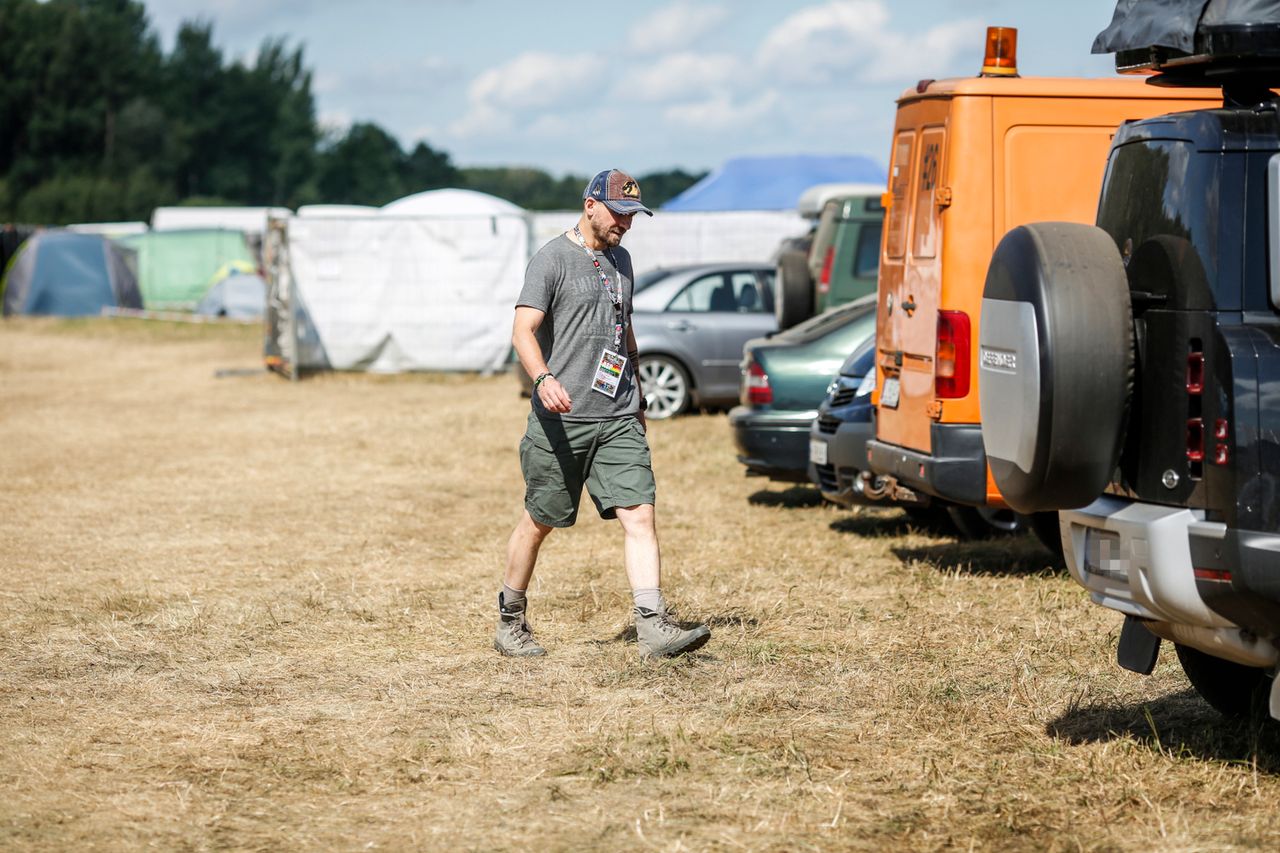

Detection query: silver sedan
(632, 263), (777, 419)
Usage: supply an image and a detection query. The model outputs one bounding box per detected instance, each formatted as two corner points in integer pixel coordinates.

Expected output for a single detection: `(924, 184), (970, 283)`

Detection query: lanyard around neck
(573, 225), (625, 349)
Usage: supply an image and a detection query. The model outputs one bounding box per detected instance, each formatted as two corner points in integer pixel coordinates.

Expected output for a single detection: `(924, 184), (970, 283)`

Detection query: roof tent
(1, 230), (142, 316)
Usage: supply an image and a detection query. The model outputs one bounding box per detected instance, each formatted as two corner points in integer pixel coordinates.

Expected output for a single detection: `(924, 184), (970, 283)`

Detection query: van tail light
(935, 310), (971, 399)
(817, 246), (835, 294)
(744, 359), (773, 405)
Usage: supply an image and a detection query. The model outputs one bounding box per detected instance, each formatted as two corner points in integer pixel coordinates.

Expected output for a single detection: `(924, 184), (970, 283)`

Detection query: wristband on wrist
(533, 372), (553, 389)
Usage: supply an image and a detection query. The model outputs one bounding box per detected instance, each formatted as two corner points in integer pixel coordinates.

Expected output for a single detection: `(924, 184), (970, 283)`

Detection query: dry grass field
(3, 318), (1280, 851)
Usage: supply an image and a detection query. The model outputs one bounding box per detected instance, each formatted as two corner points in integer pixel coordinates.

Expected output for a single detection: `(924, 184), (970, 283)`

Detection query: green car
(808, 194), (883, 314)
(729, 296), (877, 482)
(775, 193), (883, 329)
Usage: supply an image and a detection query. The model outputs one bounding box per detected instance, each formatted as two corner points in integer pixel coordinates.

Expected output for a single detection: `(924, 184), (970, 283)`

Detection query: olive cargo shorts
(519, 413), (656, 527)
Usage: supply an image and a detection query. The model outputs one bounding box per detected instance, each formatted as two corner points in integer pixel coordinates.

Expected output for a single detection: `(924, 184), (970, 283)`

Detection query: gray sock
(501, 584), (527, 611)
(632, 588), (665, 613)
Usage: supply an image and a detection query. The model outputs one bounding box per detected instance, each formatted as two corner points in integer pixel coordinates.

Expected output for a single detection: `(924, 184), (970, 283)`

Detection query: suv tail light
(935, 310), (971, 398)
(817, 246), (835, 294)
(1186, 352), (1204, 393)
(1186, 417), (1205, 462)
(744, 359), (773, 405)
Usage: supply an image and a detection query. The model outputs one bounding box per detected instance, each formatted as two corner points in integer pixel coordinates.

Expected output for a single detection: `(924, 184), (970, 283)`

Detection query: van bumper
(865, 423), (987, 506)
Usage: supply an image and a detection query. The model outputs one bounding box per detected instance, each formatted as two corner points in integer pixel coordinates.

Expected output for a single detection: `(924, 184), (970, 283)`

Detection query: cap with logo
(583, 169), (654, 217)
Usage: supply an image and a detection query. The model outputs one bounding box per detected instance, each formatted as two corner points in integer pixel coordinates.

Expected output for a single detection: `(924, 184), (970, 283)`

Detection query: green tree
(402, 141), (458, 195)
(636, 168), (706, 208)
(315, 123), (406, 206)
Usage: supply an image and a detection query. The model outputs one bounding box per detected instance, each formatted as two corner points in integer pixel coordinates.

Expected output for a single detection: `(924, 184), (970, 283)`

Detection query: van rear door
(876, 122), (947, 453)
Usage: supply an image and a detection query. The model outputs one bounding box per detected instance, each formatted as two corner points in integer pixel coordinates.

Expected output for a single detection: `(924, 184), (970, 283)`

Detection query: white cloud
(448, 102), (511, 140)
(664, 90), (781, 132)
(466, 51), (591, 111)
(625, 53), (742, 103)
(758, 0), (983, 86)
(627, 2), (730, 54)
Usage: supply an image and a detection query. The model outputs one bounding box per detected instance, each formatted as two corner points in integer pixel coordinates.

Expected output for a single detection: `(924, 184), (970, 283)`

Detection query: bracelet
(533, 372), (553, 389)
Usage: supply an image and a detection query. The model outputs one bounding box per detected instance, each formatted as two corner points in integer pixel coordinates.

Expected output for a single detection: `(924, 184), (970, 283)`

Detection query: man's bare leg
(615, 503), (660, 592)
(616, 503), (710, 658)
(505, 509), (554, 591)
(495, 510), (553, 657)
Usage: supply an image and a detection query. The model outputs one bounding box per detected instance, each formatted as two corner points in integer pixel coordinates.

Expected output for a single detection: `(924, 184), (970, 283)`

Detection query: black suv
(978, 1), (1280, 720)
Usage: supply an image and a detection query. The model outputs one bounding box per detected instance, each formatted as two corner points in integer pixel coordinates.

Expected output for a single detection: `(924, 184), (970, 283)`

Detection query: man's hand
(537, 376), (572, 413)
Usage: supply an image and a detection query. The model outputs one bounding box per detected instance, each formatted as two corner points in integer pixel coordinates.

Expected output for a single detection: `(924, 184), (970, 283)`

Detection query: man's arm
(513, 305), (572, 413)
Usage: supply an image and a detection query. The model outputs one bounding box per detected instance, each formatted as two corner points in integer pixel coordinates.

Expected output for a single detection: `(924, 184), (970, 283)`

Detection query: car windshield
(633, 267), (681, 293)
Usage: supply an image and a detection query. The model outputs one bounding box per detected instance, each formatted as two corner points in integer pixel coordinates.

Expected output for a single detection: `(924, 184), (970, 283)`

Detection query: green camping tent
(113, 229), (254, 308)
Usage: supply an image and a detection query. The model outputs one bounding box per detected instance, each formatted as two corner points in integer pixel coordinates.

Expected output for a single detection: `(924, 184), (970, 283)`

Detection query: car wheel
(979, 222), (1134, 514)
(946, 505), (1024, 539)
(1175, 643), (1271, 719)
(638, 355), (691, 419)
(774, 249), (813, 330)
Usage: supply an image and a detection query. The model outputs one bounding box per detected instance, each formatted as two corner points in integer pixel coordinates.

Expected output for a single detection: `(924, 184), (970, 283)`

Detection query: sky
(142, 0), (1128, 177)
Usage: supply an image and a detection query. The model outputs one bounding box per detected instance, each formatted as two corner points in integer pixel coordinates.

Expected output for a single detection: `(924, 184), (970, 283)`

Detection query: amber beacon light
(981, 26), (1018, 76)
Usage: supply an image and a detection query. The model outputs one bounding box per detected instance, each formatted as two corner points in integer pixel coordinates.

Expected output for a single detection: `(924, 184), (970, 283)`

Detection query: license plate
(881, 377), (900, 409)
(809, 438), (828, 466)
(1083, 528), (1126, 580)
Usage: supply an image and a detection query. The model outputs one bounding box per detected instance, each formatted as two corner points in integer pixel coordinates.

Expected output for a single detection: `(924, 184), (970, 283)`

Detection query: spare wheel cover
(979, 221), (1133, 514)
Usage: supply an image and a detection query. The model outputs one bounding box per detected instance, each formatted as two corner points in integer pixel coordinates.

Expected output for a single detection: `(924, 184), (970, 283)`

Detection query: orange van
(864, 30), (1217, 517)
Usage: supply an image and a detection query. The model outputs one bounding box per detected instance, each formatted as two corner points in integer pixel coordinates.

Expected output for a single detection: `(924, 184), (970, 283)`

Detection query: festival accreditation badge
(591, 348), (627, 398)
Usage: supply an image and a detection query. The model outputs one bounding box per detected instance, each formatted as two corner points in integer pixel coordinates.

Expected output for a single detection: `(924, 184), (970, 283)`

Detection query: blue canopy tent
(662, 155), (886, 211)
(1, 230), (142, 316)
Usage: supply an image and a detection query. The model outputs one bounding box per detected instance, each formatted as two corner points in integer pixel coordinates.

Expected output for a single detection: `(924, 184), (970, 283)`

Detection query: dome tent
(1, 230), (142, 316)
(381, 188), (523, 217)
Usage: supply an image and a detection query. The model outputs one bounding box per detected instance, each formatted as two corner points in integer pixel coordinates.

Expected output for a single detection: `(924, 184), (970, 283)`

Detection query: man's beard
(591, 218), (625, 247)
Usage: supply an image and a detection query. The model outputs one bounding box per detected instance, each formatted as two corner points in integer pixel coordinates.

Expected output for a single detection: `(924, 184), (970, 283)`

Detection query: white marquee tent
(267, 189), (813, 375)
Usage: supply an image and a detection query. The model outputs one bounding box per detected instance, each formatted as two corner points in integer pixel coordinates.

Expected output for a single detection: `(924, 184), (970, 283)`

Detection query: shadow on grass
(1048, 690), (1280, 772)
(891, 537), (1064, 577)
(747, 486), (824, 509)
(829, 513), (915, 538)
(598, 612), (757, 645)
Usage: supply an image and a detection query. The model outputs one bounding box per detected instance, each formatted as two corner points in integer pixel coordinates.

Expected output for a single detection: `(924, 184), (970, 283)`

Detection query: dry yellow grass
(2, 317), (1279, 851)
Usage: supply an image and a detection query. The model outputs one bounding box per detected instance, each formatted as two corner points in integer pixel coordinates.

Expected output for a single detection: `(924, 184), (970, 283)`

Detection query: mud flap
(1117, 615), (1160, 675)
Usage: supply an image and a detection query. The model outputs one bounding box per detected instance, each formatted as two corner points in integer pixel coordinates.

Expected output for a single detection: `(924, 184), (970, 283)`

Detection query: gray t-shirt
(517, 233), (641, 422)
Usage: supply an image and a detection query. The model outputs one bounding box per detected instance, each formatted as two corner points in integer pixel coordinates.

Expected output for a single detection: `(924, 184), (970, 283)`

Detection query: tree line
(0, 0), (704, 225)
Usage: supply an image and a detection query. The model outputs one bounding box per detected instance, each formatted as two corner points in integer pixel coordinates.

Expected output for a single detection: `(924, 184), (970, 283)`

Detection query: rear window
(912, 127), (944, 258)
(885, 131), (915, 259)
(776, 297), (876, 343)
(1097, 139), (1229, 309)
(853, 221), (882, 278)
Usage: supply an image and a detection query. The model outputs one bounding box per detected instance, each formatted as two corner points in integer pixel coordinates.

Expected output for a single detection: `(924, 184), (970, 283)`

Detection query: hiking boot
(494, 592), (546, 657)
(634, 606), (710, 658)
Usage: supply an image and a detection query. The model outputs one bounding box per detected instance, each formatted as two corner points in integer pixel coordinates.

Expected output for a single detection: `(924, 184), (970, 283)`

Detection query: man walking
(496, 169), (711, 659)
